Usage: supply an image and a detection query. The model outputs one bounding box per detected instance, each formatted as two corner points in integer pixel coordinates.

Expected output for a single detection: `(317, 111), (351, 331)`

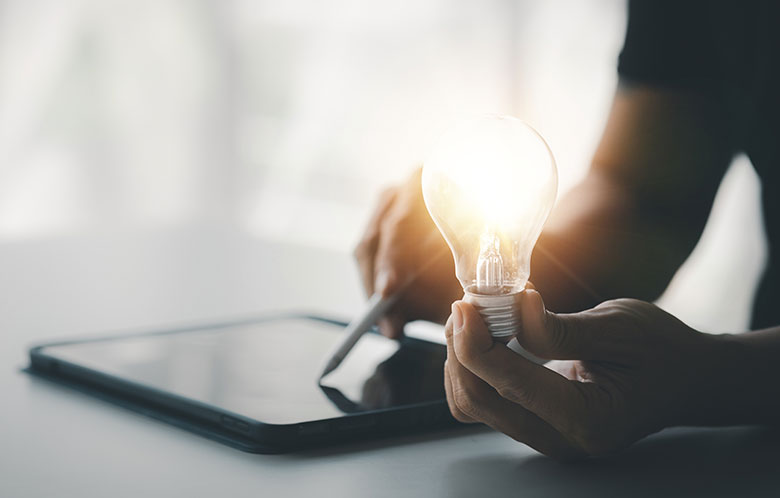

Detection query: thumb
(518, 289), (604, 360)
(450, 300), (494, 360)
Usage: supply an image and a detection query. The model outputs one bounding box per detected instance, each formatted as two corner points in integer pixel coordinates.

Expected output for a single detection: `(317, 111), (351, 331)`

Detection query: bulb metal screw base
(463, 289), (522, 341)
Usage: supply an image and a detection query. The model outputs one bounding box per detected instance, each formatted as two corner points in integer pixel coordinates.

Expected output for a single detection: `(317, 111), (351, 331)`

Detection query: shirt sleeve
(618, 0), (720, 90)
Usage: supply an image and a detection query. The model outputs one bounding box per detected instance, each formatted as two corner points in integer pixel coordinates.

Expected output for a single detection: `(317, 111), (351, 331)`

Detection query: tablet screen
(39, 317), (446, 424)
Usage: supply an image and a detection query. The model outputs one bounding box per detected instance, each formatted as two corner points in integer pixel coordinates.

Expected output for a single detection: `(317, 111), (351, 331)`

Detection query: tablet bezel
(26, 314), (459, 453)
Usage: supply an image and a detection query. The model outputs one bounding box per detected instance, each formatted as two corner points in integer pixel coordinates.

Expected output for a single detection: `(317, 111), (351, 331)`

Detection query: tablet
(26, 315), (456, 453)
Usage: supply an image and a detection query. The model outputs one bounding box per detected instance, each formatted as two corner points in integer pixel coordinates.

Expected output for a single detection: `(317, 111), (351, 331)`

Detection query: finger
(372, 171), (427, 298)
(445, 312), (582, 459)
(372, 217), (411, 298)
(454, 362), (584, 460)
(444, 314), (479, 423)
(451, 300), (596, 437)
(353, 187), (398, 296)
(444, 361), (476, 423)
(517, 289), (625, 360)
(377, 313), (405, 339)
(374, 265), (401, 299)
(356, 238), (379, 297)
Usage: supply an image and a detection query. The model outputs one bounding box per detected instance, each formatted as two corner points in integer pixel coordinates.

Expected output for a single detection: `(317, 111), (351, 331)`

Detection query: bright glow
(422, 116), (557, 294)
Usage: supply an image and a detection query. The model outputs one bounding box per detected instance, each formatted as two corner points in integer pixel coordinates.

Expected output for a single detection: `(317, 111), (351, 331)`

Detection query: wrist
(671, 331), (738, 426)
(685, 330), (772, 426)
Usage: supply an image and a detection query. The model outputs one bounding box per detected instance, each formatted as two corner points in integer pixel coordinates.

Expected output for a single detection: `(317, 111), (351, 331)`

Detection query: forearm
(531, 85), (733, 314)
(530, 171), (695, 312)
(691, 329), (780, 426)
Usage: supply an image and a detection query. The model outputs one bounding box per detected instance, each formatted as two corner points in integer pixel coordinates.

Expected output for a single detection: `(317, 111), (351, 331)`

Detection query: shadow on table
(443, 426), (780, 498)
(292, 424), (492, 459)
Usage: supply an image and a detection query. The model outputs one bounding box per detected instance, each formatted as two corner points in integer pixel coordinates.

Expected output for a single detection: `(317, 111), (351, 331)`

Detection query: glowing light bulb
(422, 116), (557, 340)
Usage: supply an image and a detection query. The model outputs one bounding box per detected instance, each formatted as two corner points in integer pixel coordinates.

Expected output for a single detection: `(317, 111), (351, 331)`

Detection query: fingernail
(523, 289), (545, 325)
(377, 318), (392, 338)
(451, 302), (464, 334)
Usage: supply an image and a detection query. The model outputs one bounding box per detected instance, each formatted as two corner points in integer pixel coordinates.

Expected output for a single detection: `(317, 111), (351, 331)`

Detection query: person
(353, 0), (780, 459)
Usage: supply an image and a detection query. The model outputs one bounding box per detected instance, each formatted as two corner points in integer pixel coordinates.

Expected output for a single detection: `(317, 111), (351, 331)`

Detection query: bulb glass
(422, 116), (557, 296)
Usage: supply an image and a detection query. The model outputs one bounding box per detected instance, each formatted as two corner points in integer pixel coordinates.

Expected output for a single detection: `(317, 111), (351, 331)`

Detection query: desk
(1, 226), (777, 497)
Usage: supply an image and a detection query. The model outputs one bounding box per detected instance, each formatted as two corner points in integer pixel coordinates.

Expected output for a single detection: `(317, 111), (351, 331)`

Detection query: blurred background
(0, 0), (767, 332)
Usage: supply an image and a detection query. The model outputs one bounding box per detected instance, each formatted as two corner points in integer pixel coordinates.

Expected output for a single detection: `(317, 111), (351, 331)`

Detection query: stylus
(319, 292), (398, 378)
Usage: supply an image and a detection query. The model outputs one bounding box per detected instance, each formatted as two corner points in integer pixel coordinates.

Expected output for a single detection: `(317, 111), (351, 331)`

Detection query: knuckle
(540, 313), (571, 357)
(613, 297), (642, 307)
(444, 317), (454, 341)
(593, 299), (617, 310)
(494, 382), (525, 405)
(453, 388), (481, 419)
(448, 404), (471, 423)
(454, 341), (477, 365)
(606, 298), (650, 317)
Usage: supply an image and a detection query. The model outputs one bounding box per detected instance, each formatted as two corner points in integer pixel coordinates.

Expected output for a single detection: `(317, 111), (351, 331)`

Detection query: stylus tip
(319, 358), (339, 379)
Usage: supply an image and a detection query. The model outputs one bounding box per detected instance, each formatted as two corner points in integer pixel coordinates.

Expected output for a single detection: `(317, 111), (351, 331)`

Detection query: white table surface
(1, 225), (777, 497)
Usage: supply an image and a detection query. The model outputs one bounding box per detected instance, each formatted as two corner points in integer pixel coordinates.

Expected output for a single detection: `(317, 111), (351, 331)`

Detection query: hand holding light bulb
(443, 290), (739, 460)
(424, 117), (764, 458)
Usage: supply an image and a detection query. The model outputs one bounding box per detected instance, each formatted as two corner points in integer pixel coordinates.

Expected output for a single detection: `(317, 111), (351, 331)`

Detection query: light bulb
(422, 116), (557, 340)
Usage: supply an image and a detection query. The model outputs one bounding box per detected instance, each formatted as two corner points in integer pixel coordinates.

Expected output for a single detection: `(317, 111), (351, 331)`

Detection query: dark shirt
(617, 0), (780, 329)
